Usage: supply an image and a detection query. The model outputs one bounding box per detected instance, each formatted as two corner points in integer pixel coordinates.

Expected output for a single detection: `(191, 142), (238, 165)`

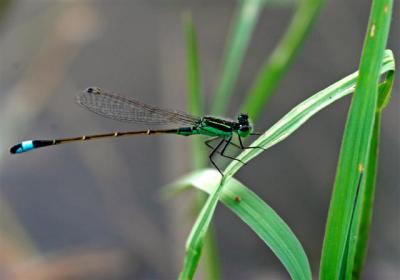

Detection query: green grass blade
(178, 176), (224, 280)
(183, 13), (222, 280)
(171, 169), (311, 280)
(349, 69), (395, 279)
(224, 50), (394, 179)
(183, 12), (206, 169)
(319, 1), (393, 279)
(211, 0), (266, 115)
(241, 0), (325, 121)
(350, 87), (388, 278)
(348, 53), (395, 280)
(349, 104), (379, 279)
(178, 50), (394, 280)
(350, 48), (395, 279)
(183, 12), (203, 120)
(177, 51), (394, 279)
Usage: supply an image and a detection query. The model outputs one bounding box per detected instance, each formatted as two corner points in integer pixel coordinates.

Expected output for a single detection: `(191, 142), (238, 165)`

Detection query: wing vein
(76, 87), (201, 126)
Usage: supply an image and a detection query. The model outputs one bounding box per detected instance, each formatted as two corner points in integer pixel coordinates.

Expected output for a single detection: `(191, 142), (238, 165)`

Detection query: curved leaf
(171, 169), (311, 280)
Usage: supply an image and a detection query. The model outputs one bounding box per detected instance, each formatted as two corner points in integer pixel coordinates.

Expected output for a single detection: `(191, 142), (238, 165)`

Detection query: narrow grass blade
(179, 50), (394, 279)
(178, 176), (223, 280)
(242, 0), (325, 121)
(211, 0), (266, 115)
(183, 12), (206, 169)
(320, 1), (394, 279)
(348, 30), (395, 280)
(171, 169), (311, 280)
(350, 74), (394, 278)
(225, 50), (394, 179)
(183, 13), (221, 280)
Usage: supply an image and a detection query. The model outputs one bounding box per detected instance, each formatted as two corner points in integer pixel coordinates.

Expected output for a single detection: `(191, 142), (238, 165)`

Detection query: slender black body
(10, 87), (263, 174)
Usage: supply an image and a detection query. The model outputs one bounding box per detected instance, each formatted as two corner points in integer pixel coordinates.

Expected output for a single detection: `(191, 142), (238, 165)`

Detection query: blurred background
(0, 1), (398, 279)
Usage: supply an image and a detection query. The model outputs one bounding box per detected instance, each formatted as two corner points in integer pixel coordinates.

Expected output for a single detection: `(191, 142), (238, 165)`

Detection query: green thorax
(177, 115), (253, 138)
(197, 118), (234, 138)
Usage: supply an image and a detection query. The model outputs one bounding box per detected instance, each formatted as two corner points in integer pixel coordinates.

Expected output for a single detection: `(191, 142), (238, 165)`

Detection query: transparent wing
(76, 87), (201, 126)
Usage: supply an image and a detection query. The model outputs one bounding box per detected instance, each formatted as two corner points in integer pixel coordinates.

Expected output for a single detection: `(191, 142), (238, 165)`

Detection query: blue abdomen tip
(21, 141), (35, 152)
(10, 140), (34, 154)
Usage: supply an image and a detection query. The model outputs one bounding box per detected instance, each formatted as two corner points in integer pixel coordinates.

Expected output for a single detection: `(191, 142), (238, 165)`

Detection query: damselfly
(10, 87), (262, 174)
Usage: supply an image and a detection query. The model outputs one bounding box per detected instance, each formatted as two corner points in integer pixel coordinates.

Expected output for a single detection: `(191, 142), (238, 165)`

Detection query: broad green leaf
(172, 169), (311, 280)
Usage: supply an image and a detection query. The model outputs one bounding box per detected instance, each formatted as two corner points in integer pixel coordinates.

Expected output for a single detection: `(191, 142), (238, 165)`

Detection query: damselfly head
(84, 87), (102, 94)
(237, 113), (252, 137)
(238, 113), (249, 125)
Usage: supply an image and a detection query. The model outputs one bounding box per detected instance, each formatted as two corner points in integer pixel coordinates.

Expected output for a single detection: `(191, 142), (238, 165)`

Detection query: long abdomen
(10, 128), (181, 154)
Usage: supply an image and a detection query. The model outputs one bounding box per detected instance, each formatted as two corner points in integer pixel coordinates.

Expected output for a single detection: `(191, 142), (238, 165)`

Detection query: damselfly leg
(204, 136), (247, 173)
(238, 135), (266, 151)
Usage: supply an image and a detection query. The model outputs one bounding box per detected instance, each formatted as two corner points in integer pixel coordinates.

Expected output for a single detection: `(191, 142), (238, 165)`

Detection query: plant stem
(183, 12), (221, 280)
